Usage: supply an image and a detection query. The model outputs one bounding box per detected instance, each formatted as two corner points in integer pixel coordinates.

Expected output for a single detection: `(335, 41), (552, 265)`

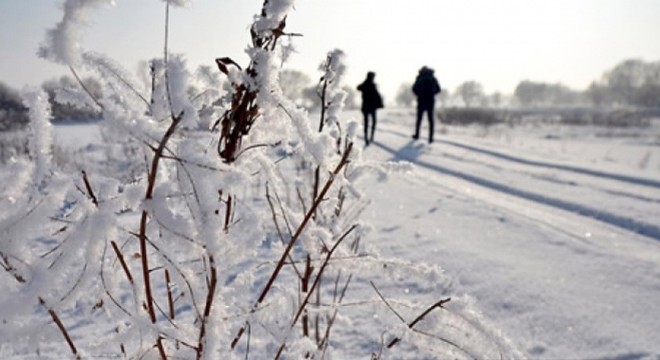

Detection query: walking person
(412, 66), (441, 143)
(357, 71), (383, 146)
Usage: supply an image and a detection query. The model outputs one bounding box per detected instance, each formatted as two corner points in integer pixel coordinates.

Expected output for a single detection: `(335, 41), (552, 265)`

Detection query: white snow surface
(2, 108), (660, 359)
(361, 110), (660, 359)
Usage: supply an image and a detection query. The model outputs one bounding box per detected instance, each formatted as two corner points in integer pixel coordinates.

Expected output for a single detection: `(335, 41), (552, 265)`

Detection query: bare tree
(587, 59), (660, 107)
(279, 69), (312, 107)
(395, 82), (414, 107)
(41, 75), (102, 121)
(0, 82), (29, 131)
(514, 80), (581, 107)
(455, 80), (485, 107)
(342, 85), (358, 109)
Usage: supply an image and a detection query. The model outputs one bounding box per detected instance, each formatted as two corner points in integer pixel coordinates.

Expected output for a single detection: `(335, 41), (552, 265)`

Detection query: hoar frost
(39, 0), (116, 66)
(0, 0), (521, 358)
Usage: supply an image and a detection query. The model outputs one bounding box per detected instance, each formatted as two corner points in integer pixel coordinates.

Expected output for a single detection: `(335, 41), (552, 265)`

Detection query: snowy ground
(359, 109), (660, 359)
(3, 108), (660, 358)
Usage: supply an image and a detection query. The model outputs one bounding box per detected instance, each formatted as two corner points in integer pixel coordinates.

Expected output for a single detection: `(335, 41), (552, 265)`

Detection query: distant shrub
(0, 130), (29, 163)
(41, 76), (103, 122)
(587, 109), (655, 127)
(438, 107), (659, 128)
(439, 107), (507, 126)
(543, 108), (656, 127)
(0, 82), (29, 131)
(0, 109), (29, 131)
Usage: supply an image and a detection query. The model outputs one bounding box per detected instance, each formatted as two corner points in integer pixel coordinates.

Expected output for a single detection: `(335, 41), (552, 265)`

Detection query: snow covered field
(2, 108), (660, 359)
(361, 109), (660, 359)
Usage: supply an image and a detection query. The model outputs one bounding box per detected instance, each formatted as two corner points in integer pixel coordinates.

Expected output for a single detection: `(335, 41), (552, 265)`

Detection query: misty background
(1, 0), (660, 129)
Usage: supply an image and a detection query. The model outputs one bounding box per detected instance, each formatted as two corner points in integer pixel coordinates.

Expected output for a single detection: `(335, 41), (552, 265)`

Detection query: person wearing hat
(357, 71), (384, 146)
(412, 66), (441, 143)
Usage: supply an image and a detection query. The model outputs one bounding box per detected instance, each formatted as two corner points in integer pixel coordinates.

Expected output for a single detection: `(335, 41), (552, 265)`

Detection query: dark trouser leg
(428, 107), (435, 143)
(414, 106), (423, 139)
(363, 111), (369, 145)
(370, 111), (377, 142)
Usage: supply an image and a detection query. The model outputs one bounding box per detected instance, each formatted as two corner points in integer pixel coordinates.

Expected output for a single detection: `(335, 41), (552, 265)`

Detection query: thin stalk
(111, 241), (133, 284)
(266, 184), (302, 279)
(165, 269), (175, 320)
(371, 280), (451, 349)
(231, 143), (354, 349)
(312, 73), (330, 211)
(319, 274), (352, 354)
(224, 195), (233, 232)
(39, 297), (79, 359)
(81, 170), (99, 207)
(69, 66), (104, 110)
(274, 225), (357, 359)
(163, 2), (175, 119)
(195, 256), (218, 360)
(301, 255), (313, 337)
(139, 112), (182, 360)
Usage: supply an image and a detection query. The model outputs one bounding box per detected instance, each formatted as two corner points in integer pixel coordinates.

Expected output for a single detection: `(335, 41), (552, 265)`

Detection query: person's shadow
(373, 140), (425, 164)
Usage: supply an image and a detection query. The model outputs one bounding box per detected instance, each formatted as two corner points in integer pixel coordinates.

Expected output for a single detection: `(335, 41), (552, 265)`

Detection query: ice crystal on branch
(39, 0), (115, 66)
(0, 0), (521, 358)
(22, 88), (53, 180)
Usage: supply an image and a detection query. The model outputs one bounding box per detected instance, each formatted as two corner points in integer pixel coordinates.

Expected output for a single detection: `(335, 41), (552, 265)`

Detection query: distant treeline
(0, 82), (30, 131)
(280, 59), (659, 110)
(438, 107), (660, 127)
(0, 76), (102, 131)
(2, 58), (659, 132)
(395, 59), (660, 109)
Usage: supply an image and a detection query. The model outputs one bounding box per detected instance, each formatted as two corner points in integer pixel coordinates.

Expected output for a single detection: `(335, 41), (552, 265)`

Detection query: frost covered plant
(0, 0), (520, 359)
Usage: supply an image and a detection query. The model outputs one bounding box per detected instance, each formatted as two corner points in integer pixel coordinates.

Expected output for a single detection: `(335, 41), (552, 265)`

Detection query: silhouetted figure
(357, 72), (383, 146)
(412, 66), (441, 143)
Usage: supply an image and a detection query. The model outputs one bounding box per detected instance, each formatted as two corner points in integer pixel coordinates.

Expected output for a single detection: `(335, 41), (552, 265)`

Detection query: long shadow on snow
(440, 151), (660, 204)
(374, 140), (660, 242)
(440, 139), (660, 189)
(378, 126), (660, 189)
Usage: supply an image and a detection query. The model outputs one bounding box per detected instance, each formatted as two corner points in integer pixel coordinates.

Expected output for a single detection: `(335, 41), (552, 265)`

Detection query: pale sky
(1, 0), (660, 103)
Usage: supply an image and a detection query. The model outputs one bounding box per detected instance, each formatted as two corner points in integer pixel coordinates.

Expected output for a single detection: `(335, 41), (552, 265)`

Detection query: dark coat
(357, 79), (383, 113)
(413, 69), (441, 109)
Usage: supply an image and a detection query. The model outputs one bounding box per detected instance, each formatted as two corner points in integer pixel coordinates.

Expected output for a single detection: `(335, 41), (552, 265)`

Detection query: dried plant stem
(231, 143), (354, 349)
(216, 1), (293, 164)
(385, 297), (451, 348)
(83, 161), (137, 314)
(163, 2), (176, 119)
(274, 225), (358, 359)
(319, 273), (352, 353)
(318, 75), (329, 132)
(69, 65), (104, 110)
(138, 212), (156, 323)
(407, 298), (452, 331)
(3, 255), (79, 357)
(140, 233), (203, 319)
(85, 56), (150, 108)
(0, 253), (26, 283)
(224, 195), (233, 232)
(312, 72), (331, 211)
(314, 281), (321, 345)
(39, 297), (79, 359)
(165, 269), (175, 320)
(138, 113), (182, 359)
(195, 256), (218, 360)
(370, 281), (451, 350)
(139, 205), (168, 359)
(81, 170), (99, 207)
(265, 184), (302, 278)
(111, 241), (134, 284)
(301, 255), (313, 337)
(100, 242), (132, 316)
